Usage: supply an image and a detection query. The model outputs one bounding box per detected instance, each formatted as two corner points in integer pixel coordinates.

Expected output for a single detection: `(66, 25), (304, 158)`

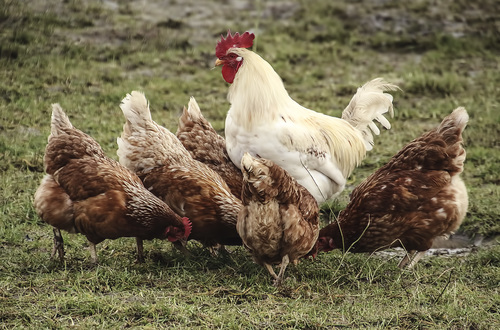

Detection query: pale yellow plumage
(223, 48), (399, 202)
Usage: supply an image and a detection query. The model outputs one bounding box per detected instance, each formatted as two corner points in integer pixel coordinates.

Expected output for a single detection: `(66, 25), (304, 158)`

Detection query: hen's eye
(236, 56), (242, 62)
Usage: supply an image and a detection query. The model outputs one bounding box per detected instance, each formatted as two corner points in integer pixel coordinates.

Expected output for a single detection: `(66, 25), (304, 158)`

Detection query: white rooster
(215, 31), (399, 203)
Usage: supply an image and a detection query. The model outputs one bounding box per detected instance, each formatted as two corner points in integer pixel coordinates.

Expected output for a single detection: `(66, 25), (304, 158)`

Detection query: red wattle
(222, 65), (237, 84)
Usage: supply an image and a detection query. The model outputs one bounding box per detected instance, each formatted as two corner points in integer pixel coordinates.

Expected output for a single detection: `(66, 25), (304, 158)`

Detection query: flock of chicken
(34, 31), (469, 286)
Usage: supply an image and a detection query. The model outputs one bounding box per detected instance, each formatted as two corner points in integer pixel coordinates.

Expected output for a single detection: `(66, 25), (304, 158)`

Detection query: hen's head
(241, 152), (277, 202)
(305, 236), (336, 259)
(215, 30), (255, 84)
(317, 236), (336, 253)
(165, 217), (192, 242)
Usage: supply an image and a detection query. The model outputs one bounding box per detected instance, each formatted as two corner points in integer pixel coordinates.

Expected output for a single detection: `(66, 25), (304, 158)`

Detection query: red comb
(182, 217), (192, 238)
(216, 30), (255, 58)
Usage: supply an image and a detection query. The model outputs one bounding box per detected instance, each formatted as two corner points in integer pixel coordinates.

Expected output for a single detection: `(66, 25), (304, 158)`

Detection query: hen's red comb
(182, 217), (192, 238)
(216, 30), (255, 58)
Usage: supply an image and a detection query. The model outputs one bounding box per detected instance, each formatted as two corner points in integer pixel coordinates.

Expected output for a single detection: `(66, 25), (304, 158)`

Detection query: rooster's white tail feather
(341, 78), (399, 151)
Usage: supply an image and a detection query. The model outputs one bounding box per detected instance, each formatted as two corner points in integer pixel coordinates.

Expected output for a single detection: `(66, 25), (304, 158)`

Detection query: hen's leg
(264, 263), (279, 281)
(208, 244), (231, 256)
(208, 244), (224, 256)
(398, 250), (416, 268)
(274, 255), (290, 286)
(135, 238), (145, 263)
(398, 250), (426, 268)
(89, 241), (98, 264)
(407, 251), (426, 268)
(51, 228), (65, 262)
(173, 241), (190, 256)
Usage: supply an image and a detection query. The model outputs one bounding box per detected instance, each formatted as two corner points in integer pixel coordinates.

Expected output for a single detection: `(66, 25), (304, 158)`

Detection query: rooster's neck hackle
(227, 49), (295, 129)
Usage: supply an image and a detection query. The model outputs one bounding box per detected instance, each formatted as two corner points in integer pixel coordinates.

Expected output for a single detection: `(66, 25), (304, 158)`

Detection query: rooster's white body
(222, 48), (398, 203)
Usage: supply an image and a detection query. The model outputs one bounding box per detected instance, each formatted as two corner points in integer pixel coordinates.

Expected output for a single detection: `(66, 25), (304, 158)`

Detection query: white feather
(223, 49), (398, 203)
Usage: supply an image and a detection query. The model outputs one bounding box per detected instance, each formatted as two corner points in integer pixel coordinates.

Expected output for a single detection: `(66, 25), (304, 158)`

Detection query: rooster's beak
(215, 59), (225, 66)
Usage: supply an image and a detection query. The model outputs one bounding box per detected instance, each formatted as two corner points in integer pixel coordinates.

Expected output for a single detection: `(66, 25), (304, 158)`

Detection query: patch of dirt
(23, 0), (299, 48)
(24, 0), (500, 49)
(374, 234), (499, 262)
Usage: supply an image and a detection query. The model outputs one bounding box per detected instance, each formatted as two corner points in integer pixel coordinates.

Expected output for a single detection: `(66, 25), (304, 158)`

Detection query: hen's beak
(215, 59), (225, 66)
(178, 237), (188, 246)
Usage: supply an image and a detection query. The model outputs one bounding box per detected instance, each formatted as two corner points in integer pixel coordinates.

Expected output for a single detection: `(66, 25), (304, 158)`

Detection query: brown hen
(117, 91), (243, 253)
(238, 153), (320, 286)
(33, 105), (191, 263)
(176, 97), (243, 199)
(312, 108), (469, 267)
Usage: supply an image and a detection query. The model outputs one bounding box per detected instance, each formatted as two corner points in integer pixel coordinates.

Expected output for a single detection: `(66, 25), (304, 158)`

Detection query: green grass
(1, 0), (499, 328)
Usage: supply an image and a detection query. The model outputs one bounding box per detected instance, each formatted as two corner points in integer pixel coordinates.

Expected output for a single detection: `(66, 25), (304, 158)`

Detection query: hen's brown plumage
(33, 105), (191, 263)
(313, 108), (469, 267)
(238, 153), (320, 285)
(117, 91), (242, 252)
(176, 97), (243, 199)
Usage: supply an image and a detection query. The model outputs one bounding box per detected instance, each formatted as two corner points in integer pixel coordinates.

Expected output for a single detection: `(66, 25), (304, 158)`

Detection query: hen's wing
(336, 171), (465, 254)
(34, 175), (75, 233)
(142, 161), (242, 247)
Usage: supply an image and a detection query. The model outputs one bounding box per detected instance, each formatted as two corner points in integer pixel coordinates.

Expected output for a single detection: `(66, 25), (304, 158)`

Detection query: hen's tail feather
(178, 97), (209, 132)
(120, 91), (152, 126)
(186, 97), (203, 121)
(117, 91), (161, 174)
(50, 104), (73, 137)
(438, 107), (468, 174)
(341, 78), (400, 151)
(437, 107), (469, 146)
(46, 104), (108, 175)
(117, 91), (190, 174)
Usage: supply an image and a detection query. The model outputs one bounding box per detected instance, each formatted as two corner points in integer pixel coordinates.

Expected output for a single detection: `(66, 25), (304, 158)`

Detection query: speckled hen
(176, 96), (243, 199)
(34, 105), (191, 263)
(117, 91), (243, 253)
(238, 153), (320, 285)
(311, 108), (469, 267)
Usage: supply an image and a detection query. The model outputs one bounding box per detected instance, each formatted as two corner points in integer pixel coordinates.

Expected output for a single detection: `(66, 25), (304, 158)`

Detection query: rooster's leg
(88, 241), (98, 264)
(274, 255), (290, 286)
(135, 237), (145, 263)
(407, 251), (426, 269)
(51, 228), (65, 262)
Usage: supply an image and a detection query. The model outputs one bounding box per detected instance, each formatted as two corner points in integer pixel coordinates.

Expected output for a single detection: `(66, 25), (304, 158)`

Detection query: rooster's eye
(236, 56), (242, 62)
